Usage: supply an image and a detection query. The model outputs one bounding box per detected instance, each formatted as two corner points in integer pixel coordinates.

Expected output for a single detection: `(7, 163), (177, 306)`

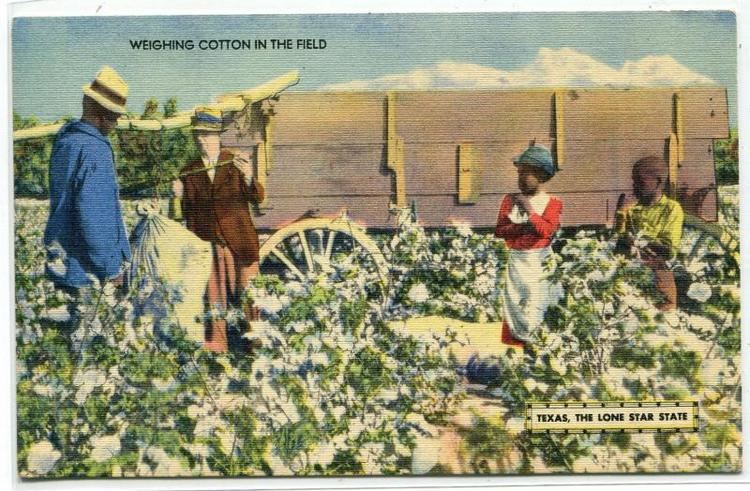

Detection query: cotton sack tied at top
(129, 203), (212, 343)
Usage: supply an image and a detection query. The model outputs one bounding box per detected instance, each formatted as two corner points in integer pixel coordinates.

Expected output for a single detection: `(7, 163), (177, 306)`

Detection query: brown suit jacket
(180, 150), (265, 264)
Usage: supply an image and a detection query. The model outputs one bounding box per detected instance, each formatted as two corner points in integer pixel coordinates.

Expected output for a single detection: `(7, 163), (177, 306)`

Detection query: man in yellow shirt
(616, 156), (684, 310)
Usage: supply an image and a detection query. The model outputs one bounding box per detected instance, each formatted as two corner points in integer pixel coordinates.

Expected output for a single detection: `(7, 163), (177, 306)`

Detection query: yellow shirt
(616, 195), (684, 254)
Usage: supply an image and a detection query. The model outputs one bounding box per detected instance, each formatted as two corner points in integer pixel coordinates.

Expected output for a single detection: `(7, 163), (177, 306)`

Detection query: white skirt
(502, 247), (556, 342)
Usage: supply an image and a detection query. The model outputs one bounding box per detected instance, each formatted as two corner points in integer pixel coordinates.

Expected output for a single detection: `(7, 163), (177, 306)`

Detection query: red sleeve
(495, 194), (527, 239)
(528, 197), (562, 239)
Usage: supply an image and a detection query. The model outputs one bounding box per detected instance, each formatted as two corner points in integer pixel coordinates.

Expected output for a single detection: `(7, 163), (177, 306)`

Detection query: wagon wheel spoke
(298, 231), (315, 273)
(325, 231), (337, 260)
(269, 246), (305, 281)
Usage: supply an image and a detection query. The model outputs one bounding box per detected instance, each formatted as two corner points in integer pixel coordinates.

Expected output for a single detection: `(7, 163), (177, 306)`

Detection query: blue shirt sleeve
(73, 141), (127, 280)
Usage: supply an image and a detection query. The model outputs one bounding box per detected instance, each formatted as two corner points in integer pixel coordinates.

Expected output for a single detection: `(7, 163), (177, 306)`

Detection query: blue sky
(12, 12), (737, 123)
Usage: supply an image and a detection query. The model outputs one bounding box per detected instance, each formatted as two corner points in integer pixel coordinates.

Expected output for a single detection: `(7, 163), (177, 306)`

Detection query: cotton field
(14, 187), (741, 477)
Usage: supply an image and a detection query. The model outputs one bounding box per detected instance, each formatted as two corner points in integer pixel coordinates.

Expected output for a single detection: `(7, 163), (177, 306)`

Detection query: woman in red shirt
(495, 144), (562, 348)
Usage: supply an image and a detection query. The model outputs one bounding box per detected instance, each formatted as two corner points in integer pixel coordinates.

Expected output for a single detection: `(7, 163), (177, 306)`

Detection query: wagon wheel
(257, 212), (389, 289)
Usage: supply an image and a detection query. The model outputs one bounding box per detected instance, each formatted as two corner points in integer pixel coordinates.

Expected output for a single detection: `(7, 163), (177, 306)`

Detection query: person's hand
(615, 193), (627, 213)
(172, 179), (184, 198)
(232, 151), (254, 179)
(514, 194), (533, 214)
(110, 273), (124, 289)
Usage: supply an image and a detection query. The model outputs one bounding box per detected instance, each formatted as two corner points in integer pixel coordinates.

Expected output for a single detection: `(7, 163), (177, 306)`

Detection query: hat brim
(82, 85), (127, 114)
(192, 124), (224, 132)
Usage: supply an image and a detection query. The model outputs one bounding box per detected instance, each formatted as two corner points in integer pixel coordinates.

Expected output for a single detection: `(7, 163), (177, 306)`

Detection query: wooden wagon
(215, 86), (731, 280)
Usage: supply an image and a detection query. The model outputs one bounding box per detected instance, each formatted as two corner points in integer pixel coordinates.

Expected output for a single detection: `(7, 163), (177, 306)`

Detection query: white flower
(89, 435), (121, 463)
(26, 440), (60, 475)
(407, 283), (430, 303)
(687, 282), (712, 303)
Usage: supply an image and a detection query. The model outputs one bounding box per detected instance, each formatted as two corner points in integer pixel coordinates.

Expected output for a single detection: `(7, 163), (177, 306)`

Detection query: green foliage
(13, 112), (68, 197)
(713, 128), (738, 185)
(114, 98), (198, 197)
(13, 98), (199, 199)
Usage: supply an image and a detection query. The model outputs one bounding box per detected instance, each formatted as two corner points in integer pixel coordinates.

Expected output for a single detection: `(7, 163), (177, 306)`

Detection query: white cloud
(322, 48), (716, 90)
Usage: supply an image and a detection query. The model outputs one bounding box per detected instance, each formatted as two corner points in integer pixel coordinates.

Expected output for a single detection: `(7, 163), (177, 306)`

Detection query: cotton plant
(380, 208), (507, 323)
(240, 250), (464, 475)
(14, 185), (742, 477)
(458, 208), (740, 474)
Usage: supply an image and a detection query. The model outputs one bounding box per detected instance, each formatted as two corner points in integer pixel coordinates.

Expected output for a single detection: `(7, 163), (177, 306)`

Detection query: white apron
(502, 247), (554, 342)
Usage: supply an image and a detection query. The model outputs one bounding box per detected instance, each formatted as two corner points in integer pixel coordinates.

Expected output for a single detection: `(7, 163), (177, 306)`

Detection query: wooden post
(554, 90), (565, 169)
(668, 92), (684, 198)
(457, 143), (481, 204)
(256, 141), (269, 206)
(387, 91), (407, 208)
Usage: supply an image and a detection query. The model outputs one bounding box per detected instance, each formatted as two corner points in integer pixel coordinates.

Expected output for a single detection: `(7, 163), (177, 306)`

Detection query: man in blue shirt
(44, 66), (131, 289)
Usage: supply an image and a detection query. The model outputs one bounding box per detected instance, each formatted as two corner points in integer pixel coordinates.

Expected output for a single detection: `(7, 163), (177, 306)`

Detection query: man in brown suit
(172, 107), (265, 352)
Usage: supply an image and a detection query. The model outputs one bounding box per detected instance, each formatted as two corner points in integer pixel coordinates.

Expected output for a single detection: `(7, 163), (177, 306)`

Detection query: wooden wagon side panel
(226, 87), (726, 230)
(393, 91), (554, 143)
(269, 92), (387, 145)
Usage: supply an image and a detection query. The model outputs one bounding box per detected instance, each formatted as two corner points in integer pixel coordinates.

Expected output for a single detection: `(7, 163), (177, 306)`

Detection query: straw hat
(191, 107), (224, 132)
(81, 65), (128, 114)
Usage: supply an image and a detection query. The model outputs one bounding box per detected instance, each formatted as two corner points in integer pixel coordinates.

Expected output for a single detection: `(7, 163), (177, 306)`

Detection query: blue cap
(513, 144), (557, 177)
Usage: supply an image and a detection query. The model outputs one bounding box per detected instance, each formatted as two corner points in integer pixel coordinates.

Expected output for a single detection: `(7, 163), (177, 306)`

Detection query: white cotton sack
(130, 205), (212, 343)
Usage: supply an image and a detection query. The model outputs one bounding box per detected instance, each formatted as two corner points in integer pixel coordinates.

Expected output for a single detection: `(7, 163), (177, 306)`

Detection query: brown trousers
(644, 257), (677, 311)
(204, 243), (258, 352)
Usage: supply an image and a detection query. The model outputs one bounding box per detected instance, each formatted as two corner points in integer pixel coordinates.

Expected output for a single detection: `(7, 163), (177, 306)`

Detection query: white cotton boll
(89, 434), (121, 463)
(407, 283), (430, 303)
(686, 259), (708, 275)
(505, 417), (526, 436)
(452, 411), (476, 428)
(687, 282), (712, 303)
(193, 415), (222, 438)
(330, 405), (346, 420)
(687, 315), (714, 334)
(312, 441), (337, 467)
(44, 306), (70, 323)
(411, 437), (441, 475)
(33, 384), (54, 397)
(266, 451), (294, 476)
(256, 294), (284, 315)
(187, 404), (206, 419)
(217, 428), (236, 456)
(310, 351), (328, 366)
(701, 357), (731, 384)
(143, 447), (188, 477)
(347, 419), (367, 439)
(26, 440), (61, 475)
(152, 377), (176, 392)
(454, 222), (473, 237)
